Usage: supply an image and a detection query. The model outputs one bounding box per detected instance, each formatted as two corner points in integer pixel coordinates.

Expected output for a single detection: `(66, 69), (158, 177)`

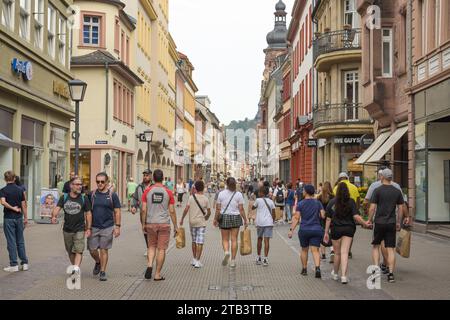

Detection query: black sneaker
(144, 267), (152, 280)
(387, 273), (395, 283)
(93, 263), (101, 276)
(321, 254), (326, 260)
(99, 271), (107, 281)
(380, 264), (389, 274)
(315, 267), (322, 279)
(301, 268), (307, 276)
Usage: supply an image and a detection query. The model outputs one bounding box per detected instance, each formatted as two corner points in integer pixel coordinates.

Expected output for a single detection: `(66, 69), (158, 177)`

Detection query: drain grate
(208, 285), (262, 292)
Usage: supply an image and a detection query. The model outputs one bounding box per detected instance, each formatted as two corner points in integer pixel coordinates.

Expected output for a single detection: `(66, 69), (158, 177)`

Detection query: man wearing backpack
(273, 182), (285, 223)
(131, 169), (152, 256)
(87, 172), (121, 281)
(51, 177), (92, 284)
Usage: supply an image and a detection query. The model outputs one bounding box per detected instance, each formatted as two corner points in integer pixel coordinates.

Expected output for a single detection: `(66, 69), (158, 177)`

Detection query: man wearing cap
(333, 173), (361, 210)
(367, 168), (410, 283)
(131, 169), (153, 255)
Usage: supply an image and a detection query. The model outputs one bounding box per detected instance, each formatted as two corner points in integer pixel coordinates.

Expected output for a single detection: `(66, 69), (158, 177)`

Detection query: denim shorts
(190, 226), (206, 244)
(256, 226), (273, 238)
(298, 229), (324, 248)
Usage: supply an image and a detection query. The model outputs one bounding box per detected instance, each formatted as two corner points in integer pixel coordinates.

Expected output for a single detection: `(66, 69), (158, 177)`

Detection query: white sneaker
(144, 249), (148, 256)
(194, 260), (203, 268)
(230, 260), (236, 268)
(3, 266), (19, 273)
(255, 256), (262, 265)
(191, 258), (197, 266)
(262, 258), (269, 266)
(341, 276), (349, 284)
(21, 264), (29, 271)
(331, 270), (339, 281)
(222, 252), (230, 266)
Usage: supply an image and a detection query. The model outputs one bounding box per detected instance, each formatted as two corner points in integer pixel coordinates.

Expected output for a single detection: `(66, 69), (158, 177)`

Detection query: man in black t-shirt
(0, 171), (29, 272)
(51, 177), (92, 283)
(368, 169), (410, 283)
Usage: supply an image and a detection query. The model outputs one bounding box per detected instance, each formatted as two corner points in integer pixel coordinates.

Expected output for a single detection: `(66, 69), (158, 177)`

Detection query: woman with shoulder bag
(213, 177), (248, 268)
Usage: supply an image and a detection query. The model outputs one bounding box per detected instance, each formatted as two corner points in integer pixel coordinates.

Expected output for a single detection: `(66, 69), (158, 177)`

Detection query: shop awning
(367, 126), (409, 163)
(354, 131), (390, 165)
(0, 133), (21, 149)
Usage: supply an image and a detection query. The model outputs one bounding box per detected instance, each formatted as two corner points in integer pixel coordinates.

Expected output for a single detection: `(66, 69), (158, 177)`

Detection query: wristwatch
(115, 224), (121, 228)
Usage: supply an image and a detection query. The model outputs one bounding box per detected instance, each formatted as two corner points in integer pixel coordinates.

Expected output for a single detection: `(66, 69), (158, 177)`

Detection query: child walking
(252, 186), (276, 266)
(180, 180), (211, 268)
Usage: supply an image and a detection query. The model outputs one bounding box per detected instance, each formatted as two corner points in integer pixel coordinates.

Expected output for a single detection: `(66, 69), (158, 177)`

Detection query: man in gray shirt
(140, 169), (178, 281)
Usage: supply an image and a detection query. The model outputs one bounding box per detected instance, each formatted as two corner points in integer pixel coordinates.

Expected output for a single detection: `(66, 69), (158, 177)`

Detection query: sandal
(154, 277), (165, 281)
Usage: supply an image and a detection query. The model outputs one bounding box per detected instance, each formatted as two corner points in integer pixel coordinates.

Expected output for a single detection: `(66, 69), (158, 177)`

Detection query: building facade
(71, 0), (143, 203)
(288, 0), (315, 185)
(312, 0), (374, 187)
(1, 0), (74, 222)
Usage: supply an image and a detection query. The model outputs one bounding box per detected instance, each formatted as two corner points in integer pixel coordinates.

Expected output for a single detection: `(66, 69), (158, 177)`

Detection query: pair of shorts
(331, 225), (356, 240)
(257, 226), (273, 238)
(87, 226), (114, 250)
(190, 226), (206, 244)
(219, 214), (243, 229)
(298, 229), (324, 248)
(372, 223), (396, 248)
(145, 224), (171, 250)
(63, 231), (85, 254)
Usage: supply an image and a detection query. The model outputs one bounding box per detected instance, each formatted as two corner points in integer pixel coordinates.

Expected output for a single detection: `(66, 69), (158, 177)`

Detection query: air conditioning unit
(298, 116), (308, 126)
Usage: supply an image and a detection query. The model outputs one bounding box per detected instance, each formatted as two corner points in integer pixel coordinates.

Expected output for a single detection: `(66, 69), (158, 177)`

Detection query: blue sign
(11, 58), (33, 81)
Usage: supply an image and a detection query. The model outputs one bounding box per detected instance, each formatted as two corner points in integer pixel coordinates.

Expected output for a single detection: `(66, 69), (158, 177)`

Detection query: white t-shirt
(253, 198), (275, 227)
(176, 183), (185, 194)
(217, 189), (244, 216)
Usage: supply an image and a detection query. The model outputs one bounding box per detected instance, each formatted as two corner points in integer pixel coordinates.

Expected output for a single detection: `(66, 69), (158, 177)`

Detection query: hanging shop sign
(11, 58), (33, 81)
(307, 139), (318, 148)
(360, 134), (375, 149)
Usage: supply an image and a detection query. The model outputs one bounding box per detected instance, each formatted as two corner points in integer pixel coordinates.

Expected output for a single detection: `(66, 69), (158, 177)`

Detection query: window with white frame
(1, 0), (15, 31)
(34, 0), (44, 49)
(83, 15), (101, 46)
(382, 28), (393, 77)
(344, 0), (356, 27)
(58, 17), (66, 65)
(19, 0), (30, 40)
(48, 5), (56, 57)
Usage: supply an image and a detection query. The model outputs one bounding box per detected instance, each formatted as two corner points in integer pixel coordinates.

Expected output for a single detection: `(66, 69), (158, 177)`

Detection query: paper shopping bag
(396, 228), (411, 258)
(240, 228), (252, 256)
(176, 227), (186, 249)
(275, 207), (283, 221)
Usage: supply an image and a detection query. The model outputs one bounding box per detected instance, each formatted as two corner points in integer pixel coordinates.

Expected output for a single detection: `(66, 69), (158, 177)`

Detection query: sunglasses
(96, 180), (106, 184)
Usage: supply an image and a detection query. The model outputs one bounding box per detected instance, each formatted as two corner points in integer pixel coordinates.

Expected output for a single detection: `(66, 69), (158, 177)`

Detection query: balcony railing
(313, 103), (371, 128)
(313, 28), (361, 62)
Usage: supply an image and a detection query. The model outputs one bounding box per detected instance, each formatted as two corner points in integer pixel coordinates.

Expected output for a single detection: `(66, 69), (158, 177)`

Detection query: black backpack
(275, 188), (284, 203)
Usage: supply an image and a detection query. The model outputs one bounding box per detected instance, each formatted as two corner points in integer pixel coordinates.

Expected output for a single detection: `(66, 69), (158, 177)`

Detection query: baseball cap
(381, 168), (393, 179)
(338, 172), (349, 179)
(142, 169), (152, 175)
(303, 184), (315, 196)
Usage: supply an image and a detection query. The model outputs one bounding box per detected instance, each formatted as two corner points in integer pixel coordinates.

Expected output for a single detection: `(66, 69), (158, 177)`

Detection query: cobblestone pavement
(1, 194), (449, 300)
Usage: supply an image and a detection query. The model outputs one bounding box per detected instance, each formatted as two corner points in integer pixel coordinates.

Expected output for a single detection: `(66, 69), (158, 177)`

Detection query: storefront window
(70, 150), (91, 192)
(49, 126), (68, 188)
(21, 118), (35, 146)
(340, 145), (364, 186)
(0, 108), (14, 138)
(126, 154), (132, 181)
(415, 150), (427, 222)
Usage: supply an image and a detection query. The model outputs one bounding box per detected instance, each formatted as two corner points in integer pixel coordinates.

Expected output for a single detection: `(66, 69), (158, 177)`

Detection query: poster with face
(40, 189), (59, 218)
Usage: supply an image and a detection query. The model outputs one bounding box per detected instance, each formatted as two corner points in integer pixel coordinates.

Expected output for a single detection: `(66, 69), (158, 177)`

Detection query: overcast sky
(170, 0), (295, 126)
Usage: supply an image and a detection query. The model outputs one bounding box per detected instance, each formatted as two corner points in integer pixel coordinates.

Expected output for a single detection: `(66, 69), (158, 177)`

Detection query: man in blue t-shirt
(0, 171), (29, 272)
(87, 172), (122, 281)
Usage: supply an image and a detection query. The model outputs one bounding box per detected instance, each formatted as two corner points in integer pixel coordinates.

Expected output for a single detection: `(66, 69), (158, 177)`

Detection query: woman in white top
(213, 177), (248, 268)
(176, 179), (185, 207)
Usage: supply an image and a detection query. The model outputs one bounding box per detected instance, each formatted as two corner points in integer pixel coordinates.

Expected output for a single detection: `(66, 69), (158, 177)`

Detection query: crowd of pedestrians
(1, 165), (411, 287)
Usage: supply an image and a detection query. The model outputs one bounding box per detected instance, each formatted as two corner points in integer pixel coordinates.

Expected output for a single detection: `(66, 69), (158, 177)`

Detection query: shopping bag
(396, 227), (411, 258)
(176, 227), (186, 249)
(240, 228), (252, 256)
(275, 207), (283, 221)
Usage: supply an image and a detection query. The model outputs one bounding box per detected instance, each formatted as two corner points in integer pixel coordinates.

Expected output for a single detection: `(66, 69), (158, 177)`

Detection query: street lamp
(144, 130), (153, 171)
(68, 79), (87, 176)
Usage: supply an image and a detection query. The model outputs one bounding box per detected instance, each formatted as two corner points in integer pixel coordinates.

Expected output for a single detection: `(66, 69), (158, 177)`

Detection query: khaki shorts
(63, 231), (85, 254)
(145, 224), (171, 250)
